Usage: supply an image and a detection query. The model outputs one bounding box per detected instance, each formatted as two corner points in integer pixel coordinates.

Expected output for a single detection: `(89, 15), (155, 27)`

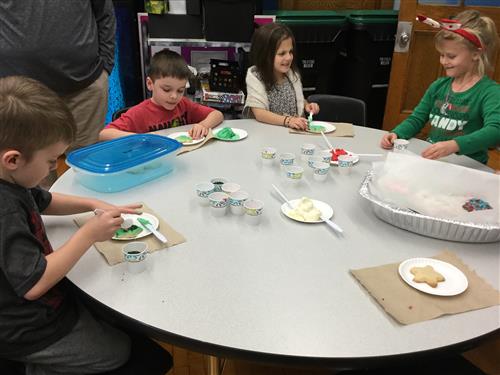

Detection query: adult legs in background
(41, 70), (109, 189)
(63, 70), (109, 153)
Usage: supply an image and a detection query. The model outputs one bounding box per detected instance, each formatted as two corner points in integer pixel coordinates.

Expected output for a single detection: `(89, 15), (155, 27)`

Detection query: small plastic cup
(244, 199), (264, 225)
(393, 139), (409, 153)
(318, 149), (333, 164)
(229, 190), (249, 215)
(338, 155), (356, 175)
(195, 182), (215, 206)
(210, 177), (228, 192)
(208, 191), (229, 217)
(221, 182), (241, 195)
(122, 242), (148, 274)
(285, 165), (304, 183)
(300, 143), (316, 161)
(279, 152), (295, 168)
(307, 155), (324, 169)
(312, 161), (330, 182)
(261, 147), (277, 165)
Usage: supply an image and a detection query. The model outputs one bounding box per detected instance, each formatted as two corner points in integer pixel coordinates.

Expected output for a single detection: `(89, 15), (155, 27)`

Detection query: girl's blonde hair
(435, 10), (498, 76)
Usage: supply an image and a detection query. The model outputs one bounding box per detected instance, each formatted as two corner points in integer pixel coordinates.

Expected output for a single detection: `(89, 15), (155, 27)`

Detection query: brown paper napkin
(350, 250), (500, 325)
(289, 122), (355, 137)
(177, 129), (215, 155)
(74, 203), (186, 266)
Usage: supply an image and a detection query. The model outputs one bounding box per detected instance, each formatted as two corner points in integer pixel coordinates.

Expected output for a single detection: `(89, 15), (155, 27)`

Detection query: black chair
(111, 106), (132, 121)
(307, 94), (367, 126)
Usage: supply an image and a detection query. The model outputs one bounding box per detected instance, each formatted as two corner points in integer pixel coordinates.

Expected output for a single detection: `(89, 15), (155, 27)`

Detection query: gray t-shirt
(0, 0), (115, 94)
(0, 181), (78, 357)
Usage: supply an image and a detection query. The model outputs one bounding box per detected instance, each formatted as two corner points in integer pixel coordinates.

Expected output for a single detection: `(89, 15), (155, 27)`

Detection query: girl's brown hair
(250, 22), (300, 91)
(0, 76), (76, 161)
(435, 10), (499, 76)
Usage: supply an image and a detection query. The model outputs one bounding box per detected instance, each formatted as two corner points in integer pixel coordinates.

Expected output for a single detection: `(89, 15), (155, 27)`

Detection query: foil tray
(359, 171), (500, 243)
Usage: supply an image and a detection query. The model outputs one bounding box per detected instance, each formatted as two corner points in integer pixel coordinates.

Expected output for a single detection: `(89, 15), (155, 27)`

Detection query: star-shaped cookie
(410, 265), (445, 288)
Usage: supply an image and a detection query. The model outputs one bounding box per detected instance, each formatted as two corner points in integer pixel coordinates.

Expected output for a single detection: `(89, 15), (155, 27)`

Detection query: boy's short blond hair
(147, 49), (192, 82)
(0, 76), (76, 161)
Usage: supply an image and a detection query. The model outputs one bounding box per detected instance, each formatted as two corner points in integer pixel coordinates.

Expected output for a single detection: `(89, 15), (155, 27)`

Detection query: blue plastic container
(66, 134), (182, 192)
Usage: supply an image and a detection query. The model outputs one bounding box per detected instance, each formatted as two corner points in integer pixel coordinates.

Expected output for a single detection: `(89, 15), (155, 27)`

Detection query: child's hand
(84, 209), (126, 243)
(189, 124), (209, 139)
(421, 140), (459, 160)
(288, 116), (309, 130)
(305, 102), (320, 115)
(380, 133), (398, 149)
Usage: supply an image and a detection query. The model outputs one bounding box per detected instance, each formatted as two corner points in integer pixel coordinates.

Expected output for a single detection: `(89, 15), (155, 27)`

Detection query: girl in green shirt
(380, 10), (500, 164)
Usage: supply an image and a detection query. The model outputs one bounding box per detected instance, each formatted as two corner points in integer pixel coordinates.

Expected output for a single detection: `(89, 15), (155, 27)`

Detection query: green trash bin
(269, 10), (348, 96)
(337, 10), (399, 128)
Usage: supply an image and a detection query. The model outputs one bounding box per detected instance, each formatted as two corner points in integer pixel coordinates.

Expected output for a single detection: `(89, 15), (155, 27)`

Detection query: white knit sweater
(243, 65), (305, 118)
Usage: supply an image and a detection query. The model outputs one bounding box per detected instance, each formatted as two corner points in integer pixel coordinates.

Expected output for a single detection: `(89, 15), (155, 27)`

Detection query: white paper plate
(213, 127), (248, 141)
(327, 149), (360, 166)
(398, 258), (468, 296)
(112, 213), (159, 241)
(281, 199), (334, 224)
(307, 121), (336, 134)
(167, 131), (205, 146)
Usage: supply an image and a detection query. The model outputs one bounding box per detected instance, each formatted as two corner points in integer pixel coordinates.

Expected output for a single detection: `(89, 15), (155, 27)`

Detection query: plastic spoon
(307, 112), (313, 127)
(271, 184), (293, 209)
(353, 153), (384, 157)
(320, 131), (334, 150)
(321, 215), (344, 234)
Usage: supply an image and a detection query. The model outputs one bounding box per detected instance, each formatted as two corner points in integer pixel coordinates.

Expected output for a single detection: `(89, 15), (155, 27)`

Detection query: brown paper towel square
(289, 122), (355, 137)
(177, 129), (215, 155)
(350, 251), (500, 325)
(74, 203), (186, 266)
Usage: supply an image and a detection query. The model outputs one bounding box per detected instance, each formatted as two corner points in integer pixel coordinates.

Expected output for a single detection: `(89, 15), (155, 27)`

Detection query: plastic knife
(137, 217), (168, 243)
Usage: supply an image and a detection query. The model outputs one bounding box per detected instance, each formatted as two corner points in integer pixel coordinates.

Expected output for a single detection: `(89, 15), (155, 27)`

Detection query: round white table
(45, 119), (499, 370)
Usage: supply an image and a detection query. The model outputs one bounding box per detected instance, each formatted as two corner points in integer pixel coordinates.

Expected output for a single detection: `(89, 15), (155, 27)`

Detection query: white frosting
(288, 197), (322, 222)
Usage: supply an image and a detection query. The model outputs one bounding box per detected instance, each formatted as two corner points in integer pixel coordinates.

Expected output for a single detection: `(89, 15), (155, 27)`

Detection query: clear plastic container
(66, 134), (182, 193)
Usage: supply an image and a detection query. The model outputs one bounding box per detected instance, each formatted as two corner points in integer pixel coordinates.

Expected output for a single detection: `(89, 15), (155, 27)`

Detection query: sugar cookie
(410, 265), (445, 288)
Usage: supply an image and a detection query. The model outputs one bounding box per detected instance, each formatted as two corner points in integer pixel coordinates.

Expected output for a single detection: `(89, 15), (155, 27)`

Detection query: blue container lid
(66, 134), (182, 174)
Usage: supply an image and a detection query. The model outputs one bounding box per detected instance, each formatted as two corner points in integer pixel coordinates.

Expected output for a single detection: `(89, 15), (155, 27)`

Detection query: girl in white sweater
(244, 22), (320, 130)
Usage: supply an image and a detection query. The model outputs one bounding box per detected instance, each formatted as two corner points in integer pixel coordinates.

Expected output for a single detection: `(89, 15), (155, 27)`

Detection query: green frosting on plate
(114, 225), (143, 239)
(308, 125), (326, 133)
(175, 135), (193, 143)
(216, 127), (240, 140)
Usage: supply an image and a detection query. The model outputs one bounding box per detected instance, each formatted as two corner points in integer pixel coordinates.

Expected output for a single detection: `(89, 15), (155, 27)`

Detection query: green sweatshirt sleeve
(454, 84), (500, 156)
(391, 81), (438, 139)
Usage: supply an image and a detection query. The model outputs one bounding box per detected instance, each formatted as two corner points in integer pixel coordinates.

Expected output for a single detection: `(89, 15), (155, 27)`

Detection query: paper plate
(167, 131), (205, 146)
(112, 213), (159, 240)
(307, 121), (336, 134)
(281, 199), (334, 224)
(213, 127), (248, 141)
(327, 149), (360, 166)
(398, 258), (468, 296)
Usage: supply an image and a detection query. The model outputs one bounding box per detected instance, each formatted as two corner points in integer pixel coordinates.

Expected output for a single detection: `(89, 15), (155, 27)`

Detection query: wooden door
(383, 1), (500, 132)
